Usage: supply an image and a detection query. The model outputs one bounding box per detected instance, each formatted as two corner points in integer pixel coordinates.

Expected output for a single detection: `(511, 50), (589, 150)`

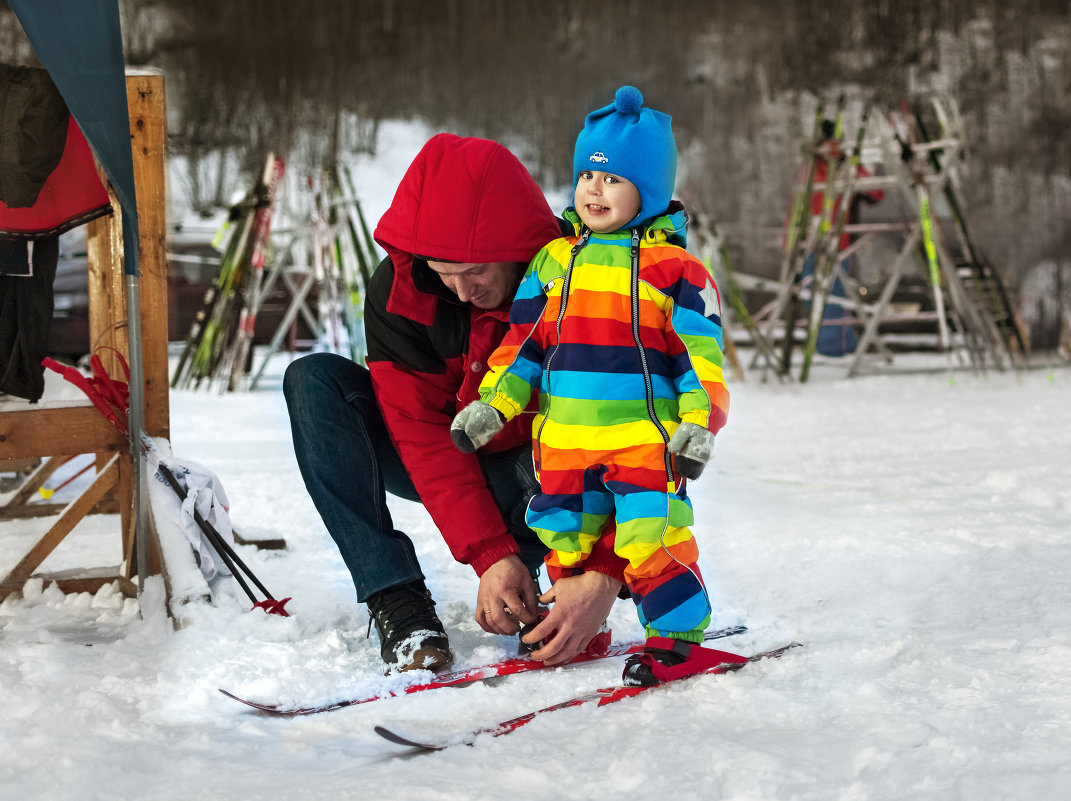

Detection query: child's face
(574, 171), (641, 233)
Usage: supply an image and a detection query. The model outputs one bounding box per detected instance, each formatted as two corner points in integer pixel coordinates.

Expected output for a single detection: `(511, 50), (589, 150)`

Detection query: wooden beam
(6, 455), (74, 507)
(0, 405), (124, 459)
(1, 454), (119, 588)
(0, 503), (69, 521)
(85, 177), (125, 369)
(0, 568), (136, 601)
(126, 69), (170, 439)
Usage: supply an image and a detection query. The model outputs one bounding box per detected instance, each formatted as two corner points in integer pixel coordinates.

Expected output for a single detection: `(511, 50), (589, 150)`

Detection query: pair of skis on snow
(220, 625), (802, 751)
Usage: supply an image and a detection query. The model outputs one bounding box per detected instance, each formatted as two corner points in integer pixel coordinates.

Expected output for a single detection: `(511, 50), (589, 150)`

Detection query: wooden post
(88, 69), (170, 438)
(126, 68), (170, 439)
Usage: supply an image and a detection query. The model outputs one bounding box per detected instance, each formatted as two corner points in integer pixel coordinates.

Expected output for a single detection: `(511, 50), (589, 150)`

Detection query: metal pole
(125, 274), (151, 607)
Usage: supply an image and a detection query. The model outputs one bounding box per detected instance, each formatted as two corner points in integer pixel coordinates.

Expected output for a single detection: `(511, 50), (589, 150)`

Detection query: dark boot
(366, 580), (453, 673)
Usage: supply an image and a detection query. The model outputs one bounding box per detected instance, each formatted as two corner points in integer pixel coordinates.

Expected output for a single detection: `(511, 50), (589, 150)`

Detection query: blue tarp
(9, 0), (140, 276)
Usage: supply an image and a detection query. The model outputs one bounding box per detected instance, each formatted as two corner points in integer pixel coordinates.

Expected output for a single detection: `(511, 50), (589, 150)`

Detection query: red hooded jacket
(368, 134), (632, 578)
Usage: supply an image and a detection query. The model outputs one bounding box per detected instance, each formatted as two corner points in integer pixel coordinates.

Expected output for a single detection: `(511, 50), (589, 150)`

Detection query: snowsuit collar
(562, 200), (690, 249)
(373, 133), (560, 326)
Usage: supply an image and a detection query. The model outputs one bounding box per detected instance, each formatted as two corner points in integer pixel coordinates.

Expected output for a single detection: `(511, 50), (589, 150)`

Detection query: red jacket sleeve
(368, 358), (519, 575)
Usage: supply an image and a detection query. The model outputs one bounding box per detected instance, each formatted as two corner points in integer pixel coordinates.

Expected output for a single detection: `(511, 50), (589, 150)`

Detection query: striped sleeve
(479, 250), (551, 420)
(663, 254), (729, 435)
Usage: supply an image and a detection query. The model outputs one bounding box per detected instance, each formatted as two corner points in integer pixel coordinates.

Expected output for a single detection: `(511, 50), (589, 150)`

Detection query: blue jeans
(282, 352), (546, 602)
(802, 254), (858, 356)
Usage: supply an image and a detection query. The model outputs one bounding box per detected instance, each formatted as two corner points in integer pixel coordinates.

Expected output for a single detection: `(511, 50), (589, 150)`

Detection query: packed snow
(3, 359), (1069, 800)
(2, 123), (1070, 799)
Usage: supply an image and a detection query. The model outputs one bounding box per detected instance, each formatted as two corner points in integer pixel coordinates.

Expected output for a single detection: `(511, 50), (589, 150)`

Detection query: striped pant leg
(607, 478), (711, 640)
(526, 465), (614, 571)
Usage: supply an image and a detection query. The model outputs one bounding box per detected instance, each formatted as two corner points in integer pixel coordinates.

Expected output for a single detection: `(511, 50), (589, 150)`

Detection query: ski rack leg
(847, 226), (921, 377)
(762, 103), (831, 380)
(250, 236), (321, 389)
(800, 106), (872, 382)
(698, 225), (783, 381)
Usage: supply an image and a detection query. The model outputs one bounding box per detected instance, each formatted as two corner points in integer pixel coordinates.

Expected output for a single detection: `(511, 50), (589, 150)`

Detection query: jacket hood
(374, 133), (560, 325)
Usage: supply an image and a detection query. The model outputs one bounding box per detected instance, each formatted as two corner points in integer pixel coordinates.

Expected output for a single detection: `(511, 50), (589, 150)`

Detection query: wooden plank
(0, 503), (68, 521)
(0, 569), (136, 601)
(234, 531), (288, 551)
(82, 70), (169, 433)
(126, 69), (171, 439)
(0, 457), (40, 473)
(1, 455), (119, 588)
(0, 406), (124, 459)
(85, 176), (125, 369)
(7, 455), (73, 507)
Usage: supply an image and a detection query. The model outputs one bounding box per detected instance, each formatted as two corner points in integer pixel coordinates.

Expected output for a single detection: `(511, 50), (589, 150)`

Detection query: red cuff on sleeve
(468, 533), (520, 577)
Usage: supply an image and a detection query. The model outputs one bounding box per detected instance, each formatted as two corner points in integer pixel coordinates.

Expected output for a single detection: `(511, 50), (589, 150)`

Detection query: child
(451, 86), (730, 686)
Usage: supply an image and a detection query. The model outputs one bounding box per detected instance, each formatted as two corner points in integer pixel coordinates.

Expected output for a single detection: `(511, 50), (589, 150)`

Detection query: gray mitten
(668, 421), (714, 480)
(450, 401), (505, 453)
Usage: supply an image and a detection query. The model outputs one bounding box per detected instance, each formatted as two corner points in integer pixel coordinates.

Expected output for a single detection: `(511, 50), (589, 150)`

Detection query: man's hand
(521, 571), (622, 666)
(475, 555), (541, 635)
(450, 401), (504, 453)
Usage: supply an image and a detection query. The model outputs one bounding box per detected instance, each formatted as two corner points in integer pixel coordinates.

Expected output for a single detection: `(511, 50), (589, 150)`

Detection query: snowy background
(2, 126), (1070, 800)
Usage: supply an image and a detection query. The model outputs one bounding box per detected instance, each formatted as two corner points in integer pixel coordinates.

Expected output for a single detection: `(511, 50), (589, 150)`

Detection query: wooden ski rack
(0, 71), (170, 601)
(718, 95), (1026, 381)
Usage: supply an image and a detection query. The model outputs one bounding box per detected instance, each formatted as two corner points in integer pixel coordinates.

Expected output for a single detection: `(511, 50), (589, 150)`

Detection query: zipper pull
(571, 228), (592, 257)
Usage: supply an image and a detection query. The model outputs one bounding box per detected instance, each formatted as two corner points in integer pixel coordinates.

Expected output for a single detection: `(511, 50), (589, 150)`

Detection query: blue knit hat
(572, 86), (677, 229)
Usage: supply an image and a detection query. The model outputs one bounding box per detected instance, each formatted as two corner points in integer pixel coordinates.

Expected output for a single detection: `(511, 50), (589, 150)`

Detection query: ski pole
(156, 462), (290, 616)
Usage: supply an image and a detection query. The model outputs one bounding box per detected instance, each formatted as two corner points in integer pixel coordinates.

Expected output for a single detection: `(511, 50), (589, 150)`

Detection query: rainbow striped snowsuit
(479, 208), (729, 639)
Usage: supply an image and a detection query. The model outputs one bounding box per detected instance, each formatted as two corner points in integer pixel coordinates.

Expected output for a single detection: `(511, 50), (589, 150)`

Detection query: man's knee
(283, 353), (320, 402)
(284, 352), (334, 391)
(283, 352), (369, 408)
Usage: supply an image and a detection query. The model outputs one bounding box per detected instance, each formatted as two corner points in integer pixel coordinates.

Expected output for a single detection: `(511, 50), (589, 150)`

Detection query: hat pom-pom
(614, 86), (643, 114)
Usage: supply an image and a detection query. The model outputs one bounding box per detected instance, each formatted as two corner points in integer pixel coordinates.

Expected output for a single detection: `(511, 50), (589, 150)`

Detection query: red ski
(219, 625), (746, 716)
(374, 641), (801, 751)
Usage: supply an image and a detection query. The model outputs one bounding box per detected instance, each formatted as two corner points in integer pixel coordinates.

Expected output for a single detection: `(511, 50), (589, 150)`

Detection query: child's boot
(622, 636), (747, 687)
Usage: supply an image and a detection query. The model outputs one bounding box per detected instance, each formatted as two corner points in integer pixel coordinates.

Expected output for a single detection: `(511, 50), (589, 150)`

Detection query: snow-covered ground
(2, 357), (1070, 801)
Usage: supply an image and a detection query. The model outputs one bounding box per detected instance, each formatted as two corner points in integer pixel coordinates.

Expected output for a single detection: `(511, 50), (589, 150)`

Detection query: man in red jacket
(283, 134), (627, 673)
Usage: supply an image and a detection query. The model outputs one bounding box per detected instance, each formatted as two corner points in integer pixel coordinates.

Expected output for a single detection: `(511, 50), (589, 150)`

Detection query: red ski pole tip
(253, 598), (292, 617)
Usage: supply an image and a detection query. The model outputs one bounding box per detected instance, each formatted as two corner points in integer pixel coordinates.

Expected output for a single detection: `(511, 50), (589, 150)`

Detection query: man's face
(426, 260), (526, 309)
(574, 170), (642, 233)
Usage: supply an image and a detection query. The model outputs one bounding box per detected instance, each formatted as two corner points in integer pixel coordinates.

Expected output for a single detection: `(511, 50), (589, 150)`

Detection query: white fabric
(144, 443), (234, 582)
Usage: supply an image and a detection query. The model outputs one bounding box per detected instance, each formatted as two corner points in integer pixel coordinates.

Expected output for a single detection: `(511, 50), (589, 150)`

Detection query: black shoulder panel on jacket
(365, 257), (469, 375)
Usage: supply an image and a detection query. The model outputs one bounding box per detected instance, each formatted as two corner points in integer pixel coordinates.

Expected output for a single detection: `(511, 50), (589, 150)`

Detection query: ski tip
(218, 688), (255, 705)
(218, 687), (288, 715)
(373, 725), (444, 751)
(749, 642), (805, 662)
(702, 624), (747, 643)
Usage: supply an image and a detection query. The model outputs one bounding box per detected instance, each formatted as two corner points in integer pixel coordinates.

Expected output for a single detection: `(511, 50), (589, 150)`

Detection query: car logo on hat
(589, 151), (609, 164)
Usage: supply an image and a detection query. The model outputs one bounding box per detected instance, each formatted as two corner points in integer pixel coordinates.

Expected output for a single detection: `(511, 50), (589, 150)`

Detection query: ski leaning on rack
(374, 641), (802, 751)
(218, 625), (747, 716)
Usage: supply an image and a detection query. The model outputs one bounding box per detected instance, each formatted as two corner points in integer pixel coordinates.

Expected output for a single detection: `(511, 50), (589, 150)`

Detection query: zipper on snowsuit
(629, 228), (674, 483)
(534, 228), (591, 471)
(629, 228), (704, 613)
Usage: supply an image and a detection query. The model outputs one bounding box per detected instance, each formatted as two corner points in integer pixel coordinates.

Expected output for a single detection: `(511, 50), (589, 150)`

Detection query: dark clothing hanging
(0, 64), (71, 208)
(0, 236), (58, 401)
(0, 64), (111, 400)
(0, 65), (111, 241)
